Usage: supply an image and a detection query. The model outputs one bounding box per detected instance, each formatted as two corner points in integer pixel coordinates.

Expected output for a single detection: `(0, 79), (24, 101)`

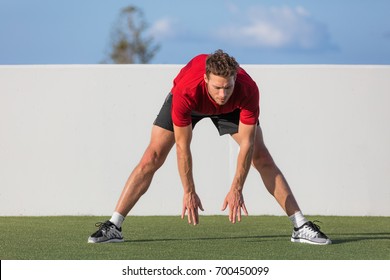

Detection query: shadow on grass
(330, 232), (390, 244)
(125, 232), (390, 245)
(125, 234), (289, 243)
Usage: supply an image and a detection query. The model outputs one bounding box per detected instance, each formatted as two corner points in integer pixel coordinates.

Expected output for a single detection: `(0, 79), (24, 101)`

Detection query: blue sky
(1, 0), (390, 64)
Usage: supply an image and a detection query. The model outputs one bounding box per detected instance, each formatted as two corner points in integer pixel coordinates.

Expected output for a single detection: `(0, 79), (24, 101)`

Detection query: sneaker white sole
(291, 237), (332, 245)
(88, 238), (124, 244)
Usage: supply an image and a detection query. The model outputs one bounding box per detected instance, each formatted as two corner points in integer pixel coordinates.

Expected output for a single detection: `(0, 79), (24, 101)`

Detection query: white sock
(109, 211), (125, 228)
(289, 211), (308, 228)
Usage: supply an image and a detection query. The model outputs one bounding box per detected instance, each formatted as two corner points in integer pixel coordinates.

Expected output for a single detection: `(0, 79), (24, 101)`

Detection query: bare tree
(105, 6), (160, 64)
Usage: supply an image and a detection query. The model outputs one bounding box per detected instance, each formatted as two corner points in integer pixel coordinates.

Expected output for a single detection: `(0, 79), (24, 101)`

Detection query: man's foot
(88, 220), (124, 243)
(291, 221), (331, 245)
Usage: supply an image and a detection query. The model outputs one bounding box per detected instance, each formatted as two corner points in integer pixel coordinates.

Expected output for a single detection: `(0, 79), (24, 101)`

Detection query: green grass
(0, 216), (389, 260)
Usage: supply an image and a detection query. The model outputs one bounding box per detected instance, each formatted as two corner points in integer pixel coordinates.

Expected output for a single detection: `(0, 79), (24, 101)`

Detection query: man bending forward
(88, 50), (331, 245)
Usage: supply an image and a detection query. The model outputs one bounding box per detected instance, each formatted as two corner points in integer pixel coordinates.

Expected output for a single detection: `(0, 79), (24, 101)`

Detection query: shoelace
(95, 221), (112, 231)
(304, 220), (323, 237)
(94, 221), (122, 239)
(310, 220), (322, 231)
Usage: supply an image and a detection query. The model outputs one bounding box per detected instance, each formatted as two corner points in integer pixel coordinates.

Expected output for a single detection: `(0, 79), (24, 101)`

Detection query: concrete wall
(1, 64), (389, 216)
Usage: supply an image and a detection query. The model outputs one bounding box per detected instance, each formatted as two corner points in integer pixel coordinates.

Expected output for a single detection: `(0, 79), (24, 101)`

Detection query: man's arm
(222, 122), (256, 223)
(173, 124), (204, 225)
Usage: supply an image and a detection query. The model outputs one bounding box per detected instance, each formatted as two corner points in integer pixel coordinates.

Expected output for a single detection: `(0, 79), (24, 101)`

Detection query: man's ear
(204, 73), (208, 83)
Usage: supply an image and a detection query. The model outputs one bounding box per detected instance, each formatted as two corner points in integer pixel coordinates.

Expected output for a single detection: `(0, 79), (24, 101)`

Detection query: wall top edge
(0, 64), (390, 69)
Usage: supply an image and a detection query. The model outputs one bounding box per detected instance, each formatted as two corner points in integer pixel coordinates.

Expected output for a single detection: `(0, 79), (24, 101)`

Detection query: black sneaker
(88, 220), (124, 243)
(291, 221), (331, 245)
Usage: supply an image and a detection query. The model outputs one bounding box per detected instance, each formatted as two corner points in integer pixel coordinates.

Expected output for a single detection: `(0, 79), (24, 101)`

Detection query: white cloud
(149, 17), (177, 40)
(240, 21), (288, 48)
(215, 5), (333, 51)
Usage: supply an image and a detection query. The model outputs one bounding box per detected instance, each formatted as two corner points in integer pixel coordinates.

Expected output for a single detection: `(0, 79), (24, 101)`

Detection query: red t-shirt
(171, 54), (260, 127)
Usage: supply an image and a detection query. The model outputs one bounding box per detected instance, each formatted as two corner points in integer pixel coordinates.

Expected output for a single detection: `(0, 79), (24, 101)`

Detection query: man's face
(204, 73), (236, 106)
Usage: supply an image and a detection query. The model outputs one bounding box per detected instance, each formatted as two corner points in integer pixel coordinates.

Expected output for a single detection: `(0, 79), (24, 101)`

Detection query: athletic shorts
(153, 93), (258, 136)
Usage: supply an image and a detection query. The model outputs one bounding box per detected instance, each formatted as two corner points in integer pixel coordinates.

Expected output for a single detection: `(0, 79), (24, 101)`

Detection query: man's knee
(139, 148), (167, 173)
(252, 148), (275, 170)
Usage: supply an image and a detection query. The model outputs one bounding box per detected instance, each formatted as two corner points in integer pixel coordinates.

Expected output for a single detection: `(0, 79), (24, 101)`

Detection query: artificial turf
(0, 215), (389, 260)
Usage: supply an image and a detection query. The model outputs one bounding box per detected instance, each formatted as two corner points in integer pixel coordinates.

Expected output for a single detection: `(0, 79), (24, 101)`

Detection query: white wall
(1, 65), (389, 216)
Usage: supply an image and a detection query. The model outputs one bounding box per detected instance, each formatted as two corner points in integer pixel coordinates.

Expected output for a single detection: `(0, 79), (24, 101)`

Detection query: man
(88, 50), (331, 245)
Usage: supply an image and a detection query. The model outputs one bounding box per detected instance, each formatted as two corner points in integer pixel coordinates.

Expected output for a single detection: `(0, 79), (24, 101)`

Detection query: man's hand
(221, 189), (248, 223)
(182, 191), (204, 225)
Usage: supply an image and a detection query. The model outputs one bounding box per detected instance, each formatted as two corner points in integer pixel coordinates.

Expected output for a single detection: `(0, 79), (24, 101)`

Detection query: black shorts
(153, 93), (256, 136)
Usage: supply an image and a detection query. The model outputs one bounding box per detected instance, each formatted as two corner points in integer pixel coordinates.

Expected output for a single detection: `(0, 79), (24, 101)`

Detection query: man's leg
(250, 126), (300, 216)
(114, 125), (175, 216)
(231, 126), (300, 216)
(88, 125), (175, 243)
(232, 126), (331, 245)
